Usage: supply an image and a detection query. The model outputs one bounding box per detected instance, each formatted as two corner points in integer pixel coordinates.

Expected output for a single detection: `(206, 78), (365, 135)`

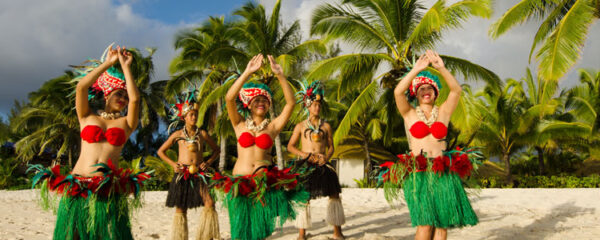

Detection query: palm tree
(517, 68), (590, 175)
(128, 48), (169, 158)
(230, 0), (327, 167)
(12, 72), (80, 166)
(170, 16), (245, 171)
(472, 81), (528, 183)
(490, 0), (599, 81)
(565, 68), (600, 156)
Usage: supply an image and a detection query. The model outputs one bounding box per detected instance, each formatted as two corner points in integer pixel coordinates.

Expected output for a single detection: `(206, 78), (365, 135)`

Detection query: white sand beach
(1, 188), (599, 240)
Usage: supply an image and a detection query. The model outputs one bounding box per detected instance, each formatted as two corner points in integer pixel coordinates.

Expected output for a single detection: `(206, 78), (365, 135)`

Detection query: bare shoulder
(200, 129), (209, 136)
(294, 121), (305, 131)
(322, 121), (333, 131)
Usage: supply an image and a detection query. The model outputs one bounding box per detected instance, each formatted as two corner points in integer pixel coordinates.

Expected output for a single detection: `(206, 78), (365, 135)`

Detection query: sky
(0, 0), (598, 119)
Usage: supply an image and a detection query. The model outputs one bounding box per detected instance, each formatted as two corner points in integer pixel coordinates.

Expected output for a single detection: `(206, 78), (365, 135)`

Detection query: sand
(1, 188), (599, 240)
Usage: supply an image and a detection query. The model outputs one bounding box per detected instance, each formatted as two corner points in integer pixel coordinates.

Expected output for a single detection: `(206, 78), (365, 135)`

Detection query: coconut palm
(230, 0), (327, 167)
(565, 68), (600, 156)
(128, 48), (169, 157)
(517, 68), (590, 174)
(489, 0), (599, 81)
(472, 81), (528, 183)
(12, 72), (80, 166)
(170, 16), (244, 171)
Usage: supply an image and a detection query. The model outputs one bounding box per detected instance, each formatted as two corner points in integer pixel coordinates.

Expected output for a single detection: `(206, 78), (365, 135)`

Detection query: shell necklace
(416, 105), (439, 126)
(245, 118), (270, 132)
(98, 111), (121, 120)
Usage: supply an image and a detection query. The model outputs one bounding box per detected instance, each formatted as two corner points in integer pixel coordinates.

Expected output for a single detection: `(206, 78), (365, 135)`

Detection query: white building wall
(336, 158), (364, 187)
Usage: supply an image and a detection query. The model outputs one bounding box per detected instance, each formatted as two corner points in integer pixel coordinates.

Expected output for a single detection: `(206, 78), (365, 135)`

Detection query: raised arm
(158, 132), (180, 172)
(75, 47), (119, 120)
(268, 55), (295, 133)
(428, 50), (461, 116)
(287, 123), (310, 159)
(200, 130), (220, 170)
(118, 47), (140, 132)
(225, 54), (263, 126)
(394, 54), (429, 117)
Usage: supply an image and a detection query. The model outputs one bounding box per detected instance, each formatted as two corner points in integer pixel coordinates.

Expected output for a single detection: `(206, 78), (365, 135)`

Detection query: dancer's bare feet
(332, 225), (344, 240)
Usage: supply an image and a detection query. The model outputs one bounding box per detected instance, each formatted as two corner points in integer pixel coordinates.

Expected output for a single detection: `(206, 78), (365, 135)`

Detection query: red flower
(450, 154), (473, 178)
(213, 172), (225, 181)
(415, 154), (428, 171)
(238, 180), (253, 195)
(432, 156), (446, 174)
(287, 179), (298, 190)
(223, 179), (233, 193)
(439, 155), (450, 168)
(307, 89), (313, 96)
(380, 161), (394, 168)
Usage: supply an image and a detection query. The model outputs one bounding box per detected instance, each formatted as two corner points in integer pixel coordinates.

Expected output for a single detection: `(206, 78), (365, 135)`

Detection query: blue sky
(0, 0), (598, 119)
(122, 0), (247, 24)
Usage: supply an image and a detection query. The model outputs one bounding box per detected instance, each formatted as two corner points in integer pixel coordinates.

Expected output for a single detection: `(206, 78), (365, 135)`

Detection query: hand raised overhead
(118, 46), (133, 67)
(244, 54), (264, 74)
(426, 50), (445, 70)
(413, 53), (430, 72)
(268, 55), (284, 76)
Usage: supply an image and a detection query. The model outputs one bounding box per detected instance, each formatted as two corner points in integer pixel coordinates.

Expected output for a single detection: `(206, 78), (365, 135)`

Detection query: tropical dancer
(158, 90), (221, 240)
(28, 44), (151, 240)
(288, 80), (345, 240)
(213, 54), (308, 240)
(378, 50), (482, 240)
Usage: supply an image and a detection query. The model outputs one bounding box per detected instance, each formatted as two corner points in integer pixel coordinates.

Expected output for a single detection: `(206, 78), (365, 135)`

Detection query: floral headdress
(73, 43), (126, 100)
(296, 80), (324, 108)
(407, 70), (442, 102)
(168, 89), (198, 132)
(237, 82), (272, 118)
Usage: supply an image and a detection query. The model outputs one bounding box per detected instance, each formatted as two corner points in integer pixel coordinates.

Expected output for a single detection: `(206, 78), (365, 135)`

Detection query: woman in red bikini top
(225, 54), (296, 176)
(72, 45), (140, 177)
(393, 50), (463, 239)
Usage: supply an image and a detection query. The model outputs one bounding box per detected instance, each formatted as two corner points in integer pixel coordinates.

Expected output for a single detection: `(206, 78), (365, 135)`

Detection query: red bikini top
(238, 132), (273, 149)
(80, 125), (127, 146)
(409, 121), (448, 139)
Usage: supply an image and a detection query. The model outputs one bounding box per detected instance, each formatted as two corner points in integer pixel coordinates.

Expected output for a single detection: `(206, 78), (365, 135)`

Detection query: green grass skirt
(53, 194), (134, 240)
(403, 171), (478, 228)
(224, 188), (309, 240)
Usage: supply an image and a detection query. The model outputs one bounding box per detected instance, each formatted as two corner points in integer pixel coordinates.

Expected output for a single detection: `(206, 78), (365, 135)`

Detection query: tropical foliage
(490, 0), (599, 81)
(0, 0), (598, 189)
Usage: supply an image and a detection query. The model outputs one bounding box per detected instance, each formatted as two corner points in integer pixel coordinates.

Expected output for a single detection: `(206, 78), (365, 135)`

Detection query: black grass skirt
(165, 174), (204, 209)
(302, 162), (342, 199)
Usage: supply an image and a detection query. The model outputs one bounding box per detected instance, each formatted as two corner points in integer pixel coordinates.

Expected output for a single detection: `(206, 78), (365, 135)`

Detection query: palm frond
(537, 0), (595, 80)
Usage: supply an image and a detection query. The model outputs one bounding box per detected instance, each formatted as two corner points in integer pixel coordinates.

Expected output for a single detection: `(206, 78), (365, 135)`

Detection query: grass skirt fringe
(166, 174), (204, 209)
(403, 172), (478, 228)
(27, 160), (151, 240)
(225, 188), (309, 240)
(54, 194), (134, 240)
(301, 163), (342, 199)
(212, 166), (309, 240)
(376, 147), (484, 228)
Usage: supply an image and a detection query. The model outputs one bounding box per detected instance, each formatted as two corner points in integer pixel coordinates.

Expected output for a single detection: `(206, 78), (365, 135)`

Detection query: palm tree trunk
(269, 108), (285, 167)
(68, 150), (73, 168)
(363, 138), (372, 186)
(503, 152), (512, 184)
(217, 99), (227, 171)
(535, 146), (545, 175)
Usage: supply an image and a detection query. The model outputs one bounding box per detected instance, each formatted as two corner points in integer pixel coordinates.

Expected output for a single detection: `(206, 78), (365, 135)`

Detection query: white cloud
(0, 0), (184, 114)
